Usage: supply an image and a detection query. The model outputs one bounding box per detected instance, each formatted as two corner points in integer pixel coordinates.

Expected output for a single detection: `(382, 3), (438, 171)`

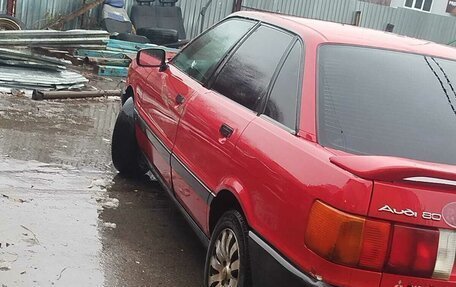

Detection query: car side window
(172, 19), (255, 84)
(264, 41), (303, 130)
(211, 25), (294, 111)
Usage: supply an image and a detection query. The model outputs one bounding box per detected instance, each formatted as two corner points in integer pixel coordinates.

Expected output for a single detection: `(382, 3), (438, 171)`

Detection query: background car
(112, 11), (456, 287)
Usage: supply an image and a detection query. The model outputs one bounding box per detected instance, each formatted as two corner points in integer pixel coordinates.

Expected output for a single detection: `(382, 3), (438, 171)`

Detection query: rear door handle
(220, 124), (234, 138)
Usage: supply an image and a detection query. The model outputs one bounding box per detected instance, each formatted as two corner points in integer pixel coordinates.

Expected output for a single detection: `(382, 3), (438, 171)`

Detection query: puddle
(0, 157), (113, 287)
(0, 94), (119, 286)
(0, 94), (205, 286)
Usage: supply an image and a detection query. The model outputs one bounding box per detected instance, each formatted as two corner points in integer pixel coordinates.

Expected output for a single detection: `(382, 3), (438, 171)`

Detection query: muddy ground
(0, 89), (205, 286)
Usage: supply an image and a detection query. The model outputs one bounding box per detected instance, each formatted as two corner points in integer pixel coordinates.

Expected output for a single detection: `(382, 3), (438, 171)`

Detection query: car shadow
(99, 174), (206, 287)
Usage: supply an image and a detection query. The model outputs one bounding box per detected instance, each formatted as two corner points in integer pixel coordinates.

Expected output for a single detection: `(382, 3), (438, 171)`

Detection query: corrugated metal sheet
(242, 0), (359, 24)
(11, 0), (233, 38)
(0, 0), (6, 13)
(242, 0), (456, 45)
(15, 0), (87, 29)
(7, 0), (456, 45)
(355, 2), (456, 44)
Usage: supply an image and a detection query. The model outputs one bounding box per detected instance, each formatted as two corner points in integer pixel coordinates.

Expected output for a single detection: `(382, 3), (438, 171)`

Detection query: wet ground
(0, 92), (205, 286)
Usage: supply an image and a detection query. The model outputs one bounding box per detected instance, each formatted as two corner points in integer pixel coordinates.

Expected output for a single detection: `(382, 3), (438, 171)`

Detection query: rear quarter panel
(231, 116), (378, 286)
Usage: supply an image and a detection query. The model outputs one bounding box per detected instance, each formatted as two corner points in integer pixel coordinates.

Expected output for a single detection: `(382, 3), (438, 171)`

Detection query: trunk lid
(330, 155), (456, 230)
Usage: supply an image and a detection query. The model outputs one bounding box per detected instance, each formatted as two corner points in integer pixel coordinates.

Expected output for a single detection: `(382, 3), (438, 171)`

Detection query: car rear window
(318, 45), (456, 165)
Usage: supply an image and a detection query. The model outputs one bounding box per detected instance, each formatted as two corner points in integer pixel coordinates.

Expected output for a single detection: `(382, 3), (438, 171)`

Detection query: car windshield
(318, 45), (456, 165)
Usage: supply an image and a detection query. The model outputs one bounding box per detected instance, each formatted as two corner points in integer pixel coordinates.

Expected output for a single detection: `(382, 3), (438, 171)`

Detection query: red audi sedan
(112, 11), (456, 287)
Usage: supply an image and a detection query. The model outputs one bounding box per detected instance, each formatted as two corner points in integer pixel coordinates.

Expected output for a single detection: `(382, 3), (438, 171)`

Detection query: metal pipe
(0, 30), (110, 38)
(200, 0), (214, 34)
(233, 0), (243, 12)
(6, 0), (16, 17)
(0, 37), (108, 46)
(32, 89), (122, 101)
(84, 57), (131, 67)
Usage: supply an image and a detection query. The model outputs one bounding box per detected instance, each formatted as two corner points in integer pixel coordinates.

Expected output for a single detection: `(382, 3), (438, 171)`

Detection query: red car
(111, 11), (456, 287)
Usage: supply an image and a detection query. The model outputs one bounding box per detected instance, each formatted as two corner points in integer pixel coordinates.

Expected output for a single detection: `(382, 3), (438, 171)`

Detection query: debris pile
(0, 48), (68, 71)
(0, 66), (88, 92)
(76, 39), (179, 77)
(0, 30), (110, 95)
(0, 28), (179, 100)
(0, 30), (110, 49)
(0, 48), (88, 93)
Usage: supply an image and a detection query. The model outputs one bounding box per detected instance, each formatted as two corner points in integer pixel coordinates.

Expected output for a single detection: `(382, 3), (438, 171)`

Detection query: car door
(171, 24), (296, 232)
(231, 41), (314, 276)
(135, 65), (192, 188)
(136, 18), (255, 189)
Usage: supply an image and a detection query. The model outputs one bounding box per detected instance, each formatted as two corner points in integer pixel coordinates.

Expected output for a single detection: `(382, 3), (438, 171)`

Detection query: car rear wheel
(0, 15), (25, 30)
(111, 97), (147, 178)
(204, 210), (250, 287)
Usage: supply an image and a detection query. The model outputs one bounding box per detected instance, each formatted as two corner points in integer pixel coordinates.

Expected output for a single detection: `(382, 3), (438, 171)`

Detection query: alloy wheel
(208, 228), (240, 287)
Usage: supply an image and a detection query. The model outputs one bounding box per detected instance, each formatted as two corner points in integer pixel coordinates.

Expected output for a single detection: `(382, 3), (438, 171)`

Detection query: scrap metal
(0, 16), (22, 30)
(0, 66), (88, 91)
(6, 0), (17, 17)
(0, 30), (110, 48)
(73, 39), (180, 77)
(32, 89), (122, 101)
(0, 48), (69, 71)
(84, 57), (131, 67)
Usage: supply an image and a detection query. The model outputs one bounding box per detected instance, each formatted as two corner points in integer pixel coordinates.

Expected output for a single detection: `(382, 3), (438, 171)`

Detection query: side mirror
(136, 48), (168, 71)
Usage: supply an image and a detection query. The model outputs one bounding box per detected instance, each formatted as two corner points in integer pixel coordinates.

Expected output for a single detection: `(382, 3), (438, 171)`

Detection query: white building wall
(390, 0), (455, 16)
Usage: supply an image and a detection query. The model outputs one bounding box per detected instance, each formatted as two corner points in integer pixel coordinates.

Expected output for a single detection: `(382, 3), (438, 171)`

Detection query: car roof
(233, 11), (456, 60)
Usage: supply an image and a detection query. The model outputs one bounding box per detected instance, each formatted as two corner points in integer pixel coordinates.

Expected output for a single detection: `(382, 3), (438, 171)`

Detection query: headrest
(159, 0), (178, 5)
(105, 0), (125, 8)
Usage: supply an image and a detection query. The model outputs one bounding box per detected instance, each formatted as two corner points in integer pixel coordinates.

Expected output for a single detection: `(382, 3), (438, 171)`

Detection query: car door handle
(176, 94), (185, 105)
(219, 124), (234, 138)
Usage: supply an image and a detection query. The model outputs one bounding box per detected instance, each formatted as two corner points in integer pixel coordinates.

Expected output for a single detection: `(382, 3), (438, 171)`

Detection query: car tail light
(305, 201), (456, 280)
(385, 225), (439, 277)
(305, 201), (391, 270)
(359, 220), (391, 270)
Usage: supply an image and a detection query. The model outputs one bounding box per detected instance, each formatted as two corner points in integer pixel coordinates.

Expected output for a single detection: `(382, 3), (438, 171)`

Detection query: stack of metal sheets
(0, 48), (88, 92)
(0, 66), (88, 91)
(0, 30), (110, 50)
(0, 48), (70, 71)
(0, 30), (110, 93)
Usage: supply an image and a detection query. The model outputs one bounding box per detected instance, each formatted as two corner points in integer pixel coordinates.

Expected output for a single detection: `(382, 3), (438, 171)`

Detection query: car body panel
(125, 11), (456, 287)
(370, 181), (456, 230)
(381, 273), (455, 287)
(232, 116), (377, 287)
(330, 156), (456, 182)
(171, 89), (257, 232)
(136, 64), (202, 187)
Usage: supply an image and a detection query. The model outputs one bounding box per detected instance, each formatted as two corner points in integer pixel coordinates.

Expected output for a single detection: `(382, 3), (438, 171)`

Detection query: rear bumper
(249, 232), (333, 287)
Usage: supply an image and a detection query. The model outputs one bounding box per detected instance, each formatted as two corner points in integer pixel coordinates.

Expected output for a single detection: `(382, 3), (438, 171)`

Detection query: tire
(204, 210), (251, 287)
(111, 97), (147, 178)
(0, 15), (25, 30)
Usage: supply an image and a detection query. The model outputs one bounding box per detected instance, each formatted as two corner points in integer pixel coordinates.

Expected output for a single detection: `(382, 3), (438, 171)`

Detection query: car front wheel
(204, 210), (250, 287)
(111, 97), (147, 178)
